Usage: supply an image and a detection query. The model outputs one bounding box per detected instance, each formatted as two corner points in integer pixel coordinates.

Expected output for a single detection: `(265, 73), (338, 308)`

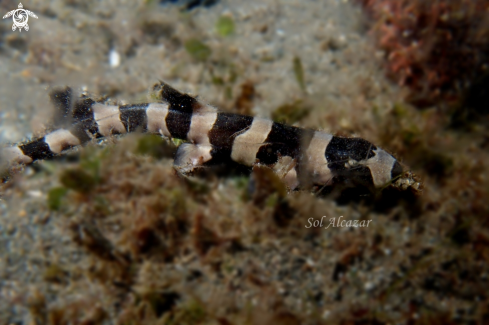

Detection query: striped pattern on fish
(0, 82), (406, 190)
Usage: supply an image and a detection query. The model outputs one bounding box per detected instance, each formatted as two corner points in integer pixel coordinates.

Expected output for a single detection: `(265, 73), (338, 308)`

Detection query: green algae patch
(136, 134), (175, 159)
(47, 187), (68, 211)
(43, 264), (66, 283)
(60, 168), (96, 194)
(79, 148), (106, 184)
(272, 100), (311, 124)
(293, 56), (306, 91)
(184, 39), (212, 61)
(172, 299), (207, 324)
(215, 15), (235, 37)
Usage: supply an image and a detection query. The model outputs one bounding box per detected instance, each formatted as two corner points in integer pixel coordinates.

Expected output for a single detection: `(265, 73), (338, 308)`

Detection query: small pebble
(109, 49), (121, 68)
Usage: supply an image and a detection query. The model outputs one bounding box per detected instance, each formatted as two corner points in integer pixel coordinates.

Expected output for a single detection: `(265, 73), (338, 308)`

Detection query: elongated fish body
(1, 82), (404, 190)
